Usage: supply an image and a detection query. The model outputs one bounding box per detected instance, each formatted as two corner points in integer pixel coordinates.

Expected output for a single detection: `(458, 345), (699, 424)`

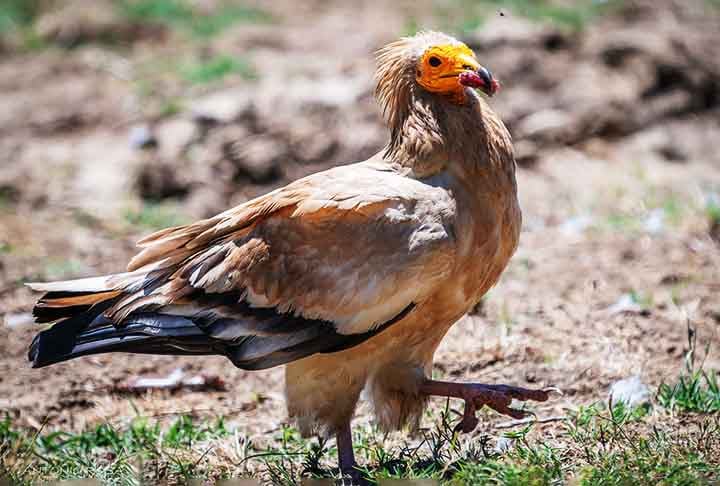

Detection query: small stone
(4, 313), (33, 328)
(291, 133), (338, 164)
(657, 145), (687, 163)
(190, 88), (254, 125)
(284, 76), (368, 109)
(155, 117), (197, 159)
(609, 376), (651, 408)
(129, 124), (157, 150)
(606, 294), (643, 316)
(514, 140), (540, 168)
(135, 160), (191, 201)
(559, 215), (593, 236)
(516, 109), (572, 140)
(224, 136), (284, 184)
(464, 16), (548, 48)
(494, 437), (514, 454)
(643, 208), (665, 234)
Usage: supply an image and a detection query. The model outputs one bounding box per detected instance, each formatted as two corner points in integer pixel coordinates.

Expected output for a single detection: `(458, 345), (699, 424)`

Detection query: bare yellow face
(416, 43), (498, 102)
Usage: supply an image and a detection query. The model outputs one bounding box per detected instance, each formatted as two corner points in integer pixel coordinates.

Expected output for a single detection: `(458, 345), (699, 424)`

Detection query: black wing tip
(28, 330), (60, 368)
(28, 333), (39, 365)
(33, 304), (92, 324)
(29, 313), (218, 369)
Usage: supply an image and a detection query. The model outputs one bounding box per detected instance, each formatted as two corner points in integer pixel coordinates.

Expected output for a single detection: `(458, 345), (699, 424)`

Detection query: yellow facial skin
(416, 43), (482, 103)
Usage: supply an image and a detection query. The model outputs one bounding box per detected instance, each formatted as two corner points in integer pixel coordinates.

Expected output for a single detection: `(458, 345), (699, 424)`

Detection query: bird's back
(27, 159), (463, 368)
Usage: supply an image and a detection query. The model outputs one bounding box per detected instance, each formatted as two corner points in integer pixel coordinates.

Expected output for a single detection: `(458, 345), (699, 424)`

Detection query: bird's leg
(336, 421), (365, 484)
(420, 379), (559, 433)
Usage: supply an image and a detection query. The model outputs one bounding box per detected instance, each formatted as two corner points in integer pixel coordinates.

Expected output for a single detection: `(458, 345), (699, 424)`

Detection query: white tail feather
(26, 270), (146, 293)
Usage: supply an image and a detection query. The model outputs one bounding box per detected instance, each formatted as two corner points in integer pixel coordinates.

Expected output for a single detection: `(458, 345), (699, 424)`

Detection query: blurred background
(1, 0), (720, 482)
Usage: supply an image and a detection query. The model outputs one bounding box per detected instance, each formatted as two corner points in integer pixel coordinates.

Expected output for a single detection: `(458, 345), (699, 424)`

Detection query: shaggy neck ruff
(374, 34), (516, 182)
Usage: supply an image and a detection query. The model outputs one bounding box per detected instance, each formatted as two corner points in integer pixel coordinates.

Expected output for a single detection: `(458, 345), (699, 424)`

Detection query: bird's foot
(336, 465), (368, 486)
(420, 379), (561, 433)
(335, 422), (368, 485)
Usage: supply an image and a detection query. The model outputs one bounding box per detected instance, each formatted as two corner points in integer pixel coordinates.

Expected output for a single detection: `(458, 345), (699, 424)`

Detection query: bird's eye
(428, 56), (442, 67)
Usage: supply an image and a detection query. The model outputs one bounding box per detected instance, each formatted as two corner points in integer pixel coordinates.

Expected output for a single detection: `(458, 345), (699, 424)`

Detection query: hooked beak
(453, 54), (500, 97)
(458, 65), (500, 97)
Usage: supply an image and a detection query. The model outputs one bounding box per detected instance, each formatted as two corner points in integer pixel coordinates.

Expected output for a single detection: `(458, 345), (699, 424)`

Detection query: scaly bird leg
(420, 379), (560, 433)
(336, 421), (366, 485)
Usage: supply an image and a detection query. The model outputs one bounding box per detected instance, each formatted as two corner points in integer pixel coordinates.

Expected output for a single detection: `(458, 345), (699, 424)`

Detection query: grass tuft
(705, 195), (720, 225)
(123, 202), (190, 231)
(439, 0), (621, 35)
(3, 396), (719, 484)
(0, 0), (42, 34)
(658, 371), (720, 414)
(0, 414), (230, 485)
(2, 326), (718, 484)
(118, 0), (272, 38)
(181, 54), (256, 84)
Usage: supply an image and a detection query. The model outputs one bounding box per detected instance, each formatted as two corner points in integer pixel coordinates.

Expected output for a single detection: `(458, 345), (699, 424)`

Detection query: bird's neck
(383, 88), (516, 185)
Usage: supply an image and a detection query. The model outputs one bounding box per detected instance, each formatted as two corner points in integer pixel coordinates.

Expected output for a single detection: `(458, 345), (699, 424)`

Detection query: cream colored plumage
(28, 31), (553, 481)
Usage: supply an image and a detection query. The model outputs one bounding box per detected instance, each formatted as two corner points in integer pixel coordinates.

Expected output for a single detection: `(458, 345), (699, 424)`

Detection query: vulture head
(413, 38), (499, 100)
(375, 31), (506, 174)
(376, 31), (498, 119)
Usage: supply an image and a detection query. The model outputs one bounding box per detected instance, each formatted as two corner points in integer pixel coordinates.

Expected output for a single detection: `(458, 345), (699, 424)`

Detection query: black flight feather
(29, 287), (416, 371)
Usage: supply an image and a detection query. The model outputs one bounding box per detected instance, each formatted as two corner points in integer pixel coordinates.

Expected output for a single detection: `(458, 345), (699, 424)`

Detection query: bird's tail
(27, 275), (221, 368)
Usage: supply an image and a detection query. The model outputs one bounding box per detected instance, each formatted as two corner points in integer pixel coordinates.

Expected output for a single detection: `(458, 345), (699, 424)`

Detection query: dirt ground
(1, 0), (720, 447)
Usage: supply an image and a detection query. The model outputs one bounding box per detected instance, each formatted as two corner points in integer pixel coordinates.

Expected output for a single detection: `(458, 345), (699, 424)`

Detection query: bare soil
(1, 0), (719, 443)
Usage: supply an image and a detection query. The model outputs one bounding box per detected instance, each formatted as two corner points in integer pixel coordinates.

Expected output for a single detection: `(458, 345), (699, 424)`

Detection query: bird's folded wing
(111, 163), (456, 346)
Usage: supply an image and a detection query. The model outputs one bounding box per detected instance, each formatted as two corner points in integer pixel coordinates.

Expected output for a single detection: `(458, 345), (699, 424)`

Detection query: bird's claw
(541, 386), (564, 396)
(337, 465), (368, 485)
(455, 396), (480, 433)
(454, 383), (554, 434)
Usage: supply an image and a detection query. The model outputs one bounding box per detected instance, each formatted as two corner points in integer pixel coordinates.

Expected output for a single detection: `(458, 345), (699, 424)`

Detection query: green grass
(658, 320), (720, 414)
(128, 52), (255, 116)
(3, 384), (719, 485)
(438, 0), (622, 35)
(659, 371), (720, 414)
(118, 0), (272, 38)
(0, 0), (42, 35)
(157, 96), (184, 117)
(123, 202), (190, 231)
(576, 424), (719, 485)
(598, 192), (692, 234)
(43, 258), (86, 280)
(605, 212), (640, 231)
(491, 0), (618, 31)
(3, 324), (718, 484)
(1, 0), (272, 53)
(0, 186), (18, 209)
(181, 54), (256, 84)
(705, 196), (720, 226)
(566, 399), (718, 486)
(0, 0), (47, 50)
(1, 415), (230, 484)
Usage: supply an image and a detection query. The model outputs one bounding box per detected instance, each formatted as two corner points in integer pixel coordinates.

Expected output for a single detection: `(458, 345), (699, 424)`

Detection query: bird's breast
(451, 175), (521, 310)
